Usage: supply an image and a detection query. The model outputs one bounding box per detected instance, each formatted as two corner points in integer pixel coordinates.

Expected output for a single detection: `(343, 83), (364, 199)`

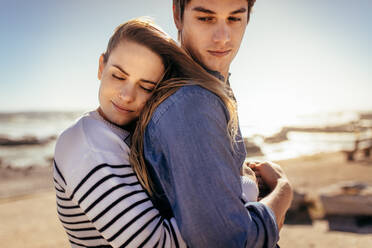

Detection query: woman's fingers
(246, 161), (261, 168)
(256, 176), (264, 186)
(241, 164), (257, 183)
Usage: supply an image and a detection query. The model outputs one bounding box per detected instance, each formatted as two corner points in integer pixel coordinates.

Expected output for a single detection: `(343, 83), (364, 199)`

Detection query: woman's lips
(112, 101), (133, 114)
(207, 49), (232, 57)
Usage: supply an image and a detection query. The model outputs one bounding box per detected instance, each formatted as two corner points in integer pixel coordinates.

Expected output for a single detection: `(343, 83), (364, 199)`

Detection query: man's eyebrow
(192, 6), (216, 14)
(192, 6), (247, 15)
(230, 8), (247, 15)
(112, 65), (129, 76)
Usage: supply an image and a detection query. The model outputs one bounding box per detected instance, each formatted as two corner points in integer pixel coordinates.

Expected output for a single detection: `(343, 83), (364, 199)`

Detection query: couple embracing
(53, 0), (293, 247)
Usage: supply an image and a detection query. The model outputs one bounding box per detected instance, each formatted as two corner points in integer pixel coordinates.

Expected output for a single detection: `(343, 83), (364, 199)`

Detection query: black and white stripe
(54, 162), (185, 248)
(53, 111), (186, 248)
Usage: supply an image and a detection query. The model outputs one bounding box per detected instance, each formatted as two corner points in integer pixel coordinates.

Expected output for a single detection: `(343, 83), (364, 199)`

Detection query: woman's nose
(119, 82), (136, 103)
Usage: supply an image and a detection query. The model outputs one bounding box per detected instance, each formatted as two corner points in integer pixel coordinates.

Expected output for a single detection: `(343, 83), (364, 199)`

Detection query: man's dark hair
(173, 0), (256, 23)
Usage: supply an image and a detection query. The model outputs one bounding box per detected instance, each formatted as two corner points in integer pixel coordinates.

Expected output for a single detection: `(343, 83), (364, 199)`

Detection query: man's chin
(202, 59), (230, 74)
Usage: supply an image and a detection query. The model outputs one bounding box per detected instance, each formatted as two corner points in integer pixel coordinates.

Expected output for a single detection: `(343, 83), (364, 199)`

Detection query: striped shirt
(53, 111), (186, 248)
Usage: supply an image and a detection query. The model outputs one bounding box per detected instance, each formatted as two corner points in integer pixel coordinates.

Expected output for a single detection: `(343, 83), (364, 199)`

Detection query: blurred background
(0, 0), (371, 247)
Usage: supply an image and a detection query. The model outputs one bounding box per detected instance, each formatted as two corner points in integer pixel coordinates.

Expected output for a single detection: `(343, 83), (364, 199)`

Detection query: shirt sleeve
(241, 176), (259, 202)
(53, 121), (186, 248)
(145, 86), (279, 248)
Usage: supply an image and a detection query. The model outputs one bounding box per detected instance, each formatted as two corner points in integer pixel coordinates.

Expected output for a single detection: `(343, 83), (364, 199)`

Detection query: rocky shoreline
(0, 135), (56, 146)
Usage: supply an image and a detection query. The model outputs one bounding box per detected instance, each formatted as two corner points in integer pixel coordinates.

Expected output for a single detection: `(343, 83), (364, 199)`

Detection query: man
(143, 0), (293, 247)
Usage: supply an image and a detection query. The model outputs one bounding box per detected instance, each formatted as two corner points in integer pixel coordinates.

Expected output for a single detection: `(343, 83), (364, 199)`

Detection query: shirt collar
(91, 110), (131, 146)
(204, 68), (232, 86)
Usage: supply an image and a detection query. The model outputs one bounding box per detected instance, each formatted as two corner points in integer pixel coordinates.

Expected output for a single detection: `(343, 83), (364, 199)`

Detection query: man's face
(175, 0), (248, 78)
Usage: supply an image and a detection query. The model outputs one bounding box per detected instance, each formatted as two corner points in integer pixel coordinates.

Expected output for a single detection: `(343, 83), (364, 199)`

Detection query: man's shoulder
(150, 85), (225, 125)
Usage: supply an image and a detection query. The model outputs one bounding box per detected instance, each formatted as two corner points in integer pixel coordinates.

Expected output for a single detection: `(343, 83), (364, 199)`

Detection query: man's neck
(180, 45), (229, 83)
(220, 69), (229, 84)
(204, 67), (231, 85)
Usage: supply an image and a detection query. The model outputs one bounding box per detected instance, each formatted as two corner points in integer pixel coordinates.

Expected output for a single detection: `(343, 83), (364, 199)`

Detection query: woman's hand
(247, 161), (288, 190)
(240, 163), (257, 184)
(246, 161), (293, 230)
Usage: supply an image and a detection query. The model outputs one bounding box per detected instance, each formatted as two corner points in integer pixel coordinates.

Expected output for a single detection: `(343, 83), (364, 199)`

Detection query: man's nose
(119, 82), (135, 103)
(212, 22), (231, 44)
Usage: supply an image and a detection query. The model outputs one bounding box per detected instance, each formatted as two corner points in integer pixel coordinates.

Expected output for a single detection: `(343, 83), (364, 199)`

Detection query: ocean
(0, 110), (371, 168)
(0, 111), (82, 168)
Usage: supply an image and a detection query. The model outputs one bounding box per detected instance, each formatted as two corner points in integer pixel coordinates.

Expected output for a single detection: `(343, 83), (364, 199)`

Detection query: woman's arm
(53, 117), (186, 248)
(53, 159), (185, 248)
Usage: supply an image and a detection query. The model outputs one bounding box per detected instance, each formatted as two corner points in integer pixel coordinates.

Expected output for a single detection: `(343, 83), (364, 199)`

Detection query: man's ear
(98, 54), (105, 80)
(173, 4), (183, 32)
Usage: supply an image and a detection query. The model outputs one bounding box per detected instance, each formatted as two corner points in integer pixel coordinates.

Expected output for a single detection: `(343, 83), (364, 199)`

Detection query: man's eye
(112, 74), (125, 80)
(197, 17), (213, 22)
(228, 17), (242, 22)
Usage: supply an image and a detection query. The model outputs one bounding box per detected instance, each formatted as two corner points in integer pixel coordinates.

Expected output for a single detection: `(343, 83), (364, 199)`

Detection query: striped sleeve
(54, 159), (185, 248)
(53, 114), (186, 248)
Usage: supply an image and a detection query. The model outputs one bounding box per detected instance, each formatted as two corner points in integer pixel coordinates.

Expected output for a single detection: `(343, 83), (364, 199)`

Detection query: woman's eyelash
(141, 86), (153, 93)
(112, 74), (153, 92)
(112, 74), (125, 80)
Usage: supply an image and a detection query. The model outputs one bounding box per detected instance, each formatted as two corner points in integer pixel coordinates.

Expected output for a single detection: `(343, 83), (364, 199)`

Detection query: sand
(276, 152), (372, 247)
(0, 192), (69, 248)
(1, 152), (372, 247)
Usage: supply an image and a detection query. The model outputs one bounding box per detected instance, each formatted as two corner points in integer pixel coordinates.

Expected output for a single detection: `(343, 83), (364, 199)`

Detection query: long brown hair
(104, 18), (238, 195)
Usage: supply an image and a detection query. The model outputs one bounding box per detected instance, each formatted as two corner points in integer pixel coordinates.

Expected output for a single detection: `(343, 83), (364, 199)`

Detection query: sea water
(0, 110), (369, 167)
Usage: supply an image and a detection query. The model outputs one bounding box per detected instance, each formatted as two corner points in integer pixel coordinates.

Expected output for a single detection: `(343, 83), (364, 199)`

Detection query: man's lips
(111, 101), (134, 114)
(207, 49), (232, 57)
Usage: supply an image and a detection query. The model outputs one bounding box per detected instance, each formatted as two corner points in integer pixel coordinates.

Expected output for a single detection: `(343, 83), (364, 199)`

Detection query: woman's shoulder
(54, 111), (131, 178)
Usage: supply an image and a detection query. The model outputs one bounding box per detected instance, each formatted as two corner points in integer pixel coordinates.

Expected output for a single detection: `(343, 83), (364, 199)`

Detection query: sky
(1, 0), (371, 126)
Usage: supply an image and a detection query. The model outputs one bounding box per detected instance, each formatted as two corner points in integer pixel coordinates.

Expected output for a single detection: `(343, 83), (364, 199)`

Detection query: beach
(1, 152), (372, 247)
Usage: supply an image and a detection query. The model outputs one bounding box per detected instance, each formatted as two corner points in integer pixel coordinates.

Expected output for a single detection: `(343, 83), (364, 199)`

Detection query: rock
(264, 128), (288, 144)
(243, 138), (263, 156)
(360, 113), (372, 120)
(290, 190), (307, 211)
(45, 156), (54, 164)
(319, 181), (372, 216)
(263, 122), (372, 145)
(0, 135), (54, 146)
(326, 215), (372, 234)
(284, 190), (313, 225)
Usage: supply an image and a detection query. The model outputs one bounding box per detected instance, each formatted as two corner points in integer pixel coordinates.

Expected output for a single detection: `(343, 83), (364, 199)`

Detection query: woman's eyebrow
(112, 65), (129, 76)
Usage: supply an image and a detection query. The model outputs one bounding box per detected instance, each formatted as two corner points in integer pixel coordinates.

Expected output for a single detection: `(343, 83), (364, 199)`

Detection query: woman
(53, 18), (258, 248)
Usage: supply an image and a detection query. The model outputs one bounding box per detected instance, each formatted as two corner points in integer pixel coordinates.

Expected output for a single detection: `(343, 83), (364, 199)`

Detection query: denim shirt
(143, 85), (279, 247)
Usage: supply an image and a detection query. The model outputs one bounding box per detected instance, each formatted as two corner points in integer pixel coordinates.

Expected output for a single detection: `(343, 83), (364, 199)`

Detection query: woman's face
(98, 40), (164, 126)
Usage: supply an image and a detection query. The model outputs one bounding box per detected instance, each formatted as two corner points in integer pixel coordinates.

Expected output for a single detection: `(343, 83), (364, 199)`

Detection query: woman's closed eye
(112, 74), (126, 80)
(140, 86), (153, 93)
(139, 83), (155, 93)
